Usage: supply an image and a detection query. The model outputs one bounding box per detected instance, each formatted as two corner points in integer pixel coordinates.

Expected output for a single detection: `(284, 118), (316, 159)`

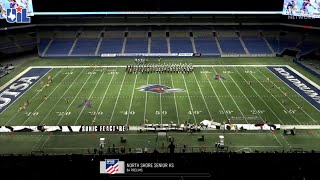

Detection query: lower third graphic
(100, 159), (125, 174)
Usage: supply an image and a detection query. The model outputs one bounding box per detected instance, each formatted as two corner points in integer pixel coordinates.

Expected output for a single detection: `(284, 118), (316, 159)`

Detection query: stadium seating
(72, 38), (99, 55)
(242, 37), (272, 54)
(125, 38), (148, 53)
(170, 37), (194, 53)
(99, 38), (124, 54)
(151, 37), (168, 53)
(38, 39), (51, 55)
(218, 37), (245, 54)
(45, 38), (74, 55)
(34, 26), (319, 57)
(194, 37), (220, 54)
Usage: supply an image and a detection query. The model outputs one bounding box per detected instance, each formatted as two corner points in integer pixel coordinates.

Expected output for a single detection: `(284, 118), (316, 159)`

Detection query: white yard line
(93, 68), (117, 122)
(224, 66), (283, 147)
(0, 67), (32, 91)
(40, 136), (50, 149)
(56, 68), (97, 125)
(286, 65), (320, 90)
(109, 73), (127, 125)
(211, 66), (248, 123)
(159, 74), (163, 124)
(192, 72), (213, 120)
(32, 135), (44, 151)
(171, 74), (180, 125)
(181, 74), (197, 125)
(233, 67), (285, 124)
(4, 68), (57, 125)
(143, 74), (149, 124)
(201, 67), (229, 120)
(257, 67), (318, 124)
(40, 68), (86, 125)
(73, 70), (106, 126)
(22, 68), (71, 125)
(126, 74), (138, 126)
(243, 66), (302, 125)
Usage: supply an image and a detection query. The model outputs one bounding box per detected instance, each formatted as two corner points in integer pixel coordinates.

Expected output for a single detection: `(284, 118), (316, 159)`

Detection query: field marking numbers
(93, 67), (117, 123)
(181, 74), (197, 125)
(126, 74), (138, 126)
(56, 68), (97, 125)
(233, 67), (284, 124)
(109, 73), (127, 124)
(212, 67), (247, 123)
(257, 67), (318, 124)
(22, 68), (68, 125)
(201, 67), (229, 120)
(171, 74), (180, 124)
(40, 68), (85, 125)
(192, 72), (213, 120)
(73, 69), (105, 125)
(143, 74), (149, 124)
(4, 68), (57, 125)
(56, 112), (71, 116)
(243, 66), (301, 125)
(159, 74), (163, 124)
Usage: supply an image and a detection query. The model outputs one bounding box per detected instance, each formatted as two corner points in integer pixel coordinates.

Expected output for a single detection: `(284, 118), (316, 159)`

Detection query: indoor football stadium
(0, 0), (320, 179)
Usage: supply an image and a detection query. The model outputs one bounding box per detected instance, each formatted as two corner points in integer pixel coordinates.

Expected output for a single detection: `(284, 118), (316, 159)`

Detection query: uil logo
(6, 4), (31, 23)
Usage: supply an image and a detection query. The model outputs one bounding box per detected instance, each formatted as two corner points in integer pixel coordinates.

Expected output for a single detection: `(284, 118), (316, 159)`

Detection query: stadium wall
(294, 59), (320, 78)
(39, 54), (276, 58)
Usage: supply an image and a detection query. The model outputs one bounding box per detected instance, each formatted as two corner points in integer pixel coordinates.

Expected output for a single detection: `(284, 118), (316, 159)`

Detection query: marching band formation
(126, 63), (194, 74)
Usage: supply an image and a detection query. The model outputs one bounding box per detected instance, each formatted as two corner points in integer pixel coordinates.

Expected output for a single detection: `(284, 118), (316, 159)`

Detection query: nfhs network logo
(100, 159), (125, 174)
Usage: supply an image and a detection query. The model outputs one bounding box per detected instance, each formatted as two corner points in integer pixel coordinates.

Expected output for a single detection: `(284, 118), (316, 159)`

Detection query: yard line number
(188, 110), (202, 115)
(25, 112), (39, 116)
(56, 112), (71, 116)
(251, 110), (265, 114)
(219, 110), (233, 114)
(283, 109), (296, 114)
(156, 111), (167, 115)
(89, 111), (103, 115)
(121, 111), (135, 115)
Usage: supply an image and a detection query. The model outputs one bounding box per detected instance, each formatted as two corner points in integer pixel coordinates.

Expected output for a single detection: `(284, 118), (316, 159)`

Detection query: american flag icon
(100, 159), (125, 174)
(106, 159), (119, 174)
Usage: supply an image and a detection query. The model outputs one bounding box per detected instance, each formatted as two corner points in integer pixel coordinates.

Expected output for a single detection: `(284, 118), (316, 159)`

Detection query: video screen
(283, 0), (320, 18)
(0, 0), (34, 19)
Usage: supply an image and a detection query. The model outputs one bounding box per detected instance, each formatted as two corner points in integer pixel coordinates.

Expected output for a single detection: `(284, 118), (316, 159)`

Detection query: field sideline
(0, 57), (320, 154)
(1, 64), (319, 126)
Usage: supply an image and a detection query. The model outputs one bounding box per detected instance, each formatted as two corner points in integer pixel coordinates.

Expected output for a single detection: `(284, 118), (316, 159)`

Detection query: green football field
(0, 57), (320, 154)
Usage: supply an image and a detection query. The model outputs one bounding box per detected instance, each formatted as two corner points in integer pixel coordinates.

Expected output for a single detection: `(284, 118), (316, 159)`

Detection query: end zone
(0, 68), (52, 114)
(267, 66), (320, 111)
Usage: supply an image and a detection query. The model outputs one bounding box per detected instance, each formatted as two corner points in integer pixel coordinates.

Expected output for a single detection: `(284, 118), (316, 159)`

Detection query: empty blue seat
(125, 38), (148, 53)
(45, 38), (74, 55)
(170, 37), (193, 53)
(151, 38), (168, 53)
(72, 38), (99, 55)
(218, 37), (245, 54)
(194, 37), (219, 53)
(38, 39), (50, 54)
(242, 37), (272, 54)
(99, 38), (124, 54)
